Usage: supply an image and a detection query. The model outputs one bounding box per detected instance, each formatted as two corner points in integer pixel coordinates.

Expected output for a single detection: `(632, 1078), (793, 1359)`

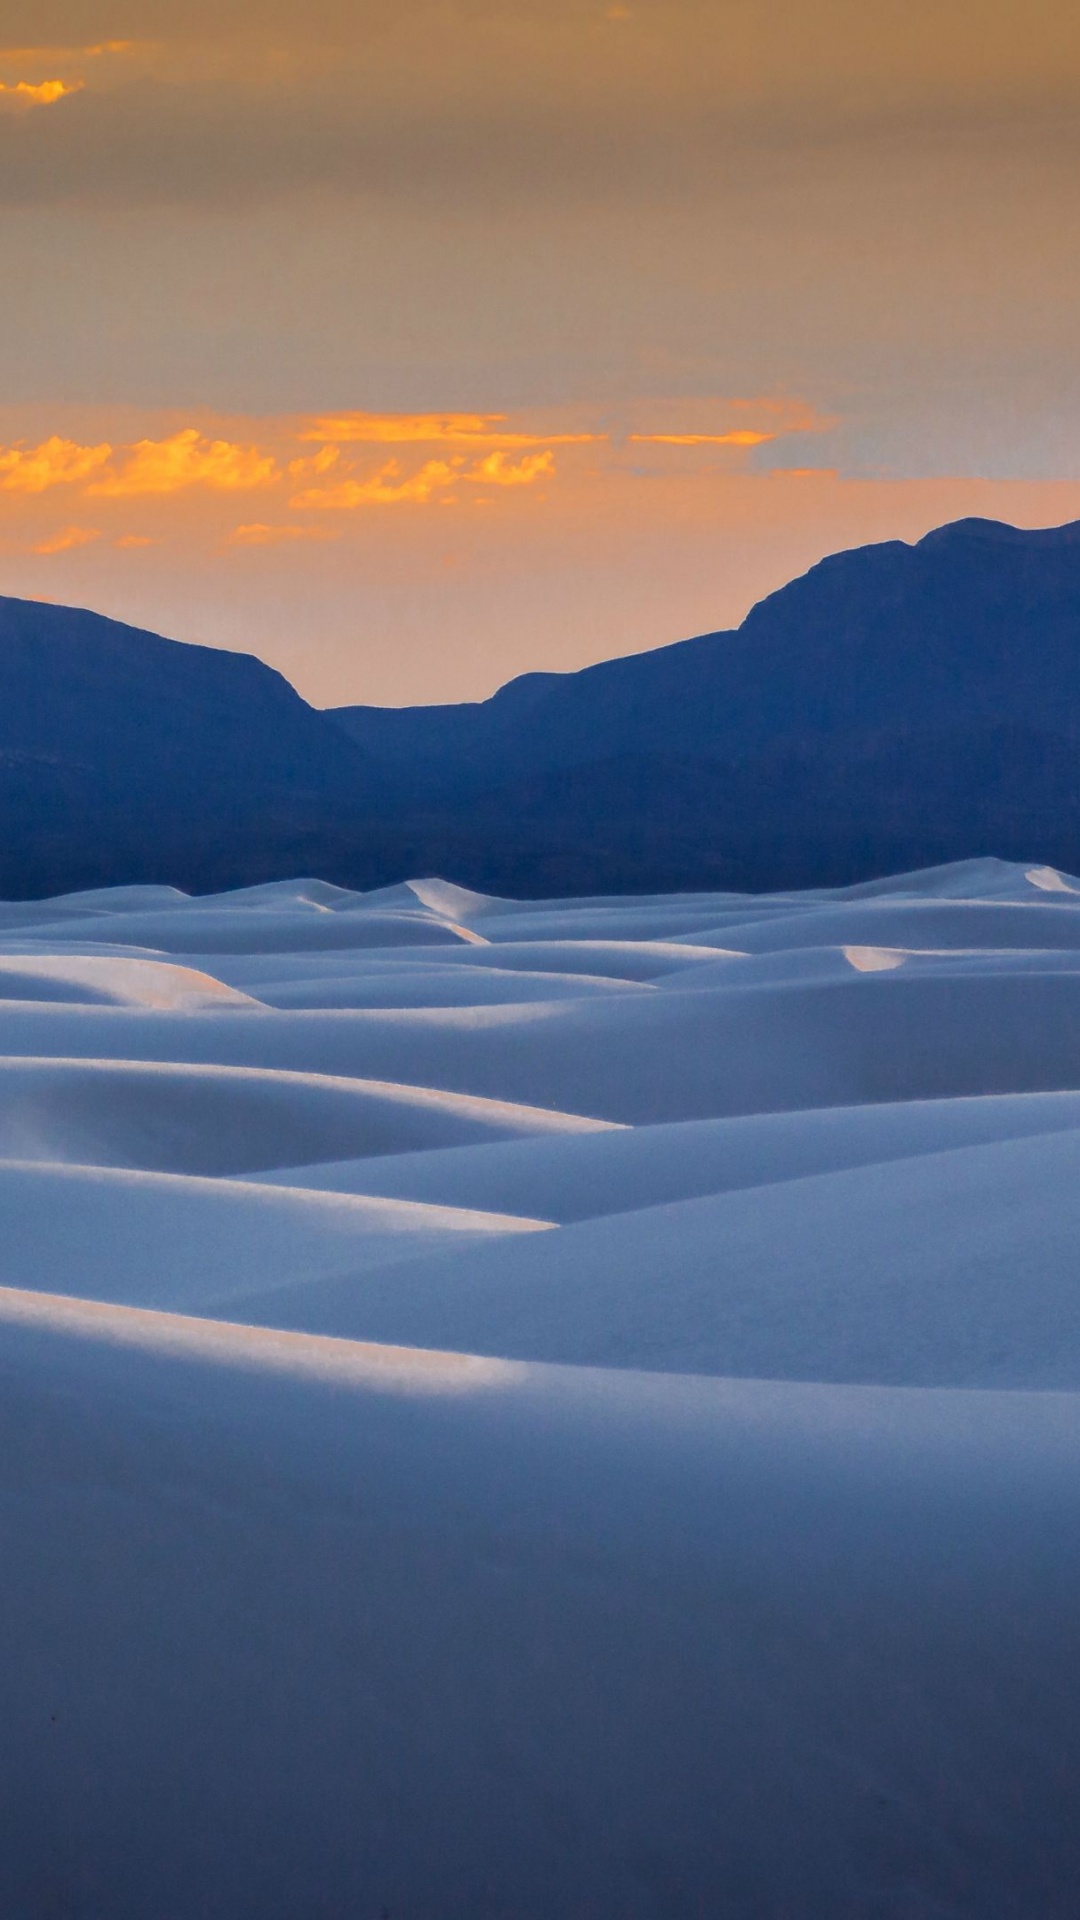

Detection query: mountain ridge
(0, 594), (376, 896)
(3, 514), (1080, 896)
(330, 515), (1080, 797)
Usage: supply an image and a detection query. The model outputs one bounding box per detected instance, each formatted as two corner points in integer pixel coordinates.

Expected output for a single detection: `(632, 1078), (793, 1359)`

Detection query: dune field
(2, 857), (1080, 1916)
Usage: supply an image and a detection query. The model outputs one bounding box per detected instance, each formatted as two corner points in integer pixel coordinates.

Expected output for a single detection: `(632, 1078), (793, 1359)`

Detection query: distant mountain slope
(331, 517), (1080, 794)
(326, 517), (1080, 890)
(0, 598), (375, 895)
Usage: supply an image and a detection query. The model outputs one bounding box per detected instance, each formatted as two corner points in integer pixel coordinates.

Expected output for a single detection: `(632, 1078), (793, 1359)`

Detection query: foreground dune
(2, 858), (1079, 1915)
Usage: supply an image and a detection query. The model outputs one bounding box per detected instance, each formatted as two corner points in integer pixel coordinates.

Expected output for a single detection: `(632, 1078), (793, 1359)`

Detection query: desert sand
(2, 857), (1079, 1916)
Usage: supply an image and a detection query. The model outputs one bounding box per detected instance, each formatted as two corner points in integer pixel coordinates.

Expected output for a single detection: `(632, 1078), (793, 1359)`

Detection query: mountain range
(4, 514), (1080, 897)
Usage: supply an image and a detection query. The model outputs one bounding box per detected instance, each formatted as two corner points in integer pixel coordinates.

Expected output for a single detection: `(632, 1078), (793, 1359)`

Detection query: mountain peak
(915, 515), (1080, 550)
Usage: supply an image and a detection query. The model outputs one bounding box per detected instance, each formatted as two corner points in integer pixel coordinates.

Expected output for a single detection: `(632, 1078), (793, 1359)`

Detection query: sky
(0, 1), (1078, 707)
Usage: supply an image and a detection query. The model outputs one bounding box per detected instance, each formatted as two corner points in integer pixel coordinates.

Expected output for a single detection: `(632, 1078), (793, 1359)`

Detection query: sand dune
(0, 1160), (550, 1313)
(229, 1126), (1080, 1386)
(247, 962), (645, 1009)
(4, 964), (1080, 1123)
(693, 896), (1080, 954)
(0, 952), (256, 1009)
(0, 1054), (615, 1175)
(1, 1291), (1079, 1919)
(246, 1089), (1080, 1219)
(4, 857), (1080, 1914)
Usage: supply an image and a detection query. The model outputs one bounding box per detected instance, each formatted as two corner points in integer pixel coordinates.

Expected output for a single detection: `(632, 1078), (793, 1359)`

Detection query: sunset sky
(1, 1), (1078, 705)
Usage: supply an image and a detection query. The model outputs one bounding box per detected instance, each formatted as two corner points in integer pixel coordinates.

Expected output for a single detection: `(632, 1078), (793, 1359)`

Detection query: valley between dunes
(3, 857), (1080, 1917)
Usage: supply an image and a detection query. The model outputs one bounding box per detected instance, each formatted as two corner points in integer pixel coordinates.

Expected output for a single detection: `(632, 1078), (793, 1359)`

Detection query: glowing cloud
(627, 399), (837, 452)
(91, 430), (279, 497)
(298, 413), (596, 449)
(0, 437), (112, 493)
(0, 42), (134, 61)
(228, 523), (340, 545)
(292, 449), (555, 510)
(630, 429), (776, 447)
(302, 412), (493, 445)
(286, 445), (340, 481)
(464, 451), (555, 486)
(114, 533), (156, 549)
(291, 460), (460, 510)
(0, 78), (82, 107)
(31, 526), (101, 555)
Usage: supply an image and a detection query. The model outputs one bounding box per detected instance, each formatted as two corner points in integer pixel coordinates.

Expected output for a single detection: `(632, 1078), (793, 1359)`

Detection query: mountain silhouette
(4, 515), (1080, 896)
(329, 517), (1080, 891)
(0, 597), (373, 896)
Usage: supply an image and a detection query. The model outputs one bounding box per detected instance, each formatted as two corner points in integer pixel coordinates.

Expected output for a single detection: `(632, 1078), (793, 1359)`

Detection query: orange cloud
(464, 450), (555, 486)
(31, 526), (101, 555)
(228, 523), (340, 545)
(292, 459), (459, 510)
(0, 78), (82, 106)
(0, 42), (134, 61)
(291, 448), (555, 510)
(286, 445), (341, 481)
(627, 399), (837, 450)
(302, 412), (490, 445)
(0, 436), (112, 492)
(630, 429), (776, 447)
(298, 412), (597, 449)
(114, 533), (157, 548)
(91, 429), (279, 497)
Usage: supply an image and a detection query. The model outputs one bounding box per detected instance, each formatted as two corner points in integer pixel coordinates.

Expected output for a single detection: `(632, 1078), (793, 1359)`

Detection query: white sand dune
(356, 936), (733, 978)
(12, 902), (482, 953)
(4, 857), (1080, 1914)
(0, 952), (257, 1009)
(0, 1161), (549, 1313)
(0, 1054), (615, 1175)
(4, 964), (1080, 1122)
(227, 1126), (1080, 1386)
(1, 1290), (1079, 1919)
(690, 896), (1080, 953)
(245, 1089), (1080, 1218)
(246, 963), (646, 1008)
